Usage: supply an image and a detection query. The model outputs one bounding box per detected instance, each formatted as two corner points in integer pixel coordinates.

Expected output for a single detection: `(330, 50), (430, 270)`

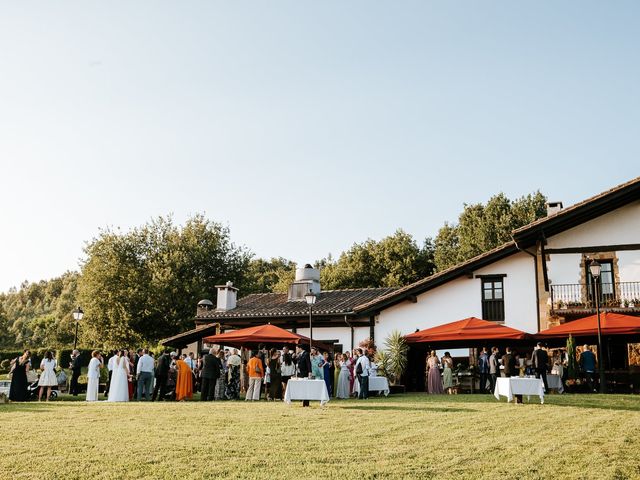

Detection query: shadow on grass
(544, 395), (640, 412)
(340, 405), (476, 413)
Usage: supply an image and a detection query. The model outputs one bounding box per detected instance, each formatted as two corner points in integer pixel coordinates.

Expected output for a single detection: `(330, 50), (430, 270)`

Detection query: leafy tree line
(0, 191), (546, 349)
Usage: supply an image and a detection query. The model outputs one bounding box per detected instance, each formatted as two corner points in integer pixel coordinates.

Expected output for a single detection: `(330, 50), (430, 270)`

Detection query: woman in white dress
(336, 353), (351, 399)
(38, 351), (58, 401)
(86, 351), (103, 402)
(107, 350), (130, 402)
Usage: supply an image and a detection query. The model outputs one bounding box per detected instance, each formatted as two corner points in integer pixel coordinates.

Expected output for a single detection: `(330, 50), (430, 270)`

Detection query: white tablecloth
(353, 376), (390, 396)
(546, 374), (564, 393)
(494, 377), (545, 404)
(284, 379), (330, 405)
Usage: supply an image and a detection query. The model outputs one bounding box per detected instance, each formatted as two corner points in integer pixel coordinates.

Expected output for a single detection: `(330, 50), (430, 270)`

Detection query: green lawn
(1, 393), (639, 479)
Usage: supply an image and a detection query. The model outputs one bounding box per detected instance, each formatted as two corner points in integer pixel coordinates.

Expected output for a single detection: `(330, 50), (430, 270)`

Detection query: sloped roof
(512, 176), (640, 245)
(355, 176), (640, 315)
(354, 242), (519, 314)
(197, 287), (397, 320)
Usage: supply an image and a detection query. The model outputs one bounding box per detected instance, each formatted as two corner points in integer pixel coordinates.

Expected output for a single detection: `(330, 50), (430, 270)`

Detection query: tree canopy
(78, 215), (251, 348)
(319, 230), (436, 289)
(433, 191), (547, 271)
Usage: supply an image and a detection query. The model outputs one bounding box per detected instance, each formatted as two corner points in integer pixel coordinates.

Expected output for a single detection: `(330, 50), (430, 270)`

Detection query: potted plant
(382, 330), (408, 393)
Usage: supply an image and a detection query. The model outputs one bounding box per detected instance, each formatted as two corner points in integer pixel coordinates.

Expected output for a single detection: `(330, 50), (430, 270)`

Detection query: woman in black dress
(268, 350), (282, 401)
(9, 350), (31, 402)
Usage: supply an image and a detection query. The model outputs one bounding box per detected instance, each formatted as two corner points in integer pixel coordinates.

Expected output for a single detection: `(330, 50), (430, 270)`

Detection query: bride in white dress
(107, 350), (130, 402)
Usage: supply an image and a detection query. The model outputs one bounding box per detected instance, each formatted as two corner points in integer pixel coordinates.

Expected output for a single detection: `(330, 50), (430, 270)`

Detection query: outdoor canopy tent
(202, 323), (330, 350)
(536, 312), (640, 338)
(405, 317), (531, 344)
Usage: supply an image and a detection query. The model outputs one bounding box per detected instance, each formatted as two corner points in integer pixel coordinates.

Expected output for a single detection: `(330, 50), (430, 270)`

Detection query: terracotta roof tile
(197, 287), (397, 320)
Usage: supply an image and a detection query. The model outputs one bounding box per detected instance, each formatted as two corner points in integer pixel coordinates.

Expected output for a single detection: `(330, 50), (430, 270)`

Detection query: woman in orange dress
(175, 355), (193, 401)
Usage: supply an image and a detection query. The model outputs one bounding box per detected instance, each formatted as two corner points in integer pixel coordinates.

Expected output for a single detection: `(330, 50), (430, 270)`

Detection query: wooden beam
(545, 244), (640, 254)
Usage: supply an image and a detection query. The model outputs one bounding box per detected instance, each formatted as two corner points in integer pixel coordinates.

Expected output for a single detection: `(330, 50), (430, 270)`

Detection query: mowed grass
(1, 393), (640, 479)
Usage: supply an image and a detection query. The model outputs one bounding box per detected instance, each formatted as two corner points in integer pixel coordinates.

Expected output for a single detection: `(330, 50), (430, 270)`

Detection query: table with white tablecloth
(546, 374), (564, 393)
(494, 377), (545, 404)
(353, 375), (390, 396)
(284, 379), (330, 405)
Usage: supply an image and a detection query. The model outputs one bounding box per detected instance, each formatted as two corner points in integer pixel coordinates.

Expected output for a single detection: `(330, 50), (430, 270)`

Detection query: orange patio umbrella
(405, 317), (530, 344)
(536, 312), (640, 338)
(202, 323), (326, 349)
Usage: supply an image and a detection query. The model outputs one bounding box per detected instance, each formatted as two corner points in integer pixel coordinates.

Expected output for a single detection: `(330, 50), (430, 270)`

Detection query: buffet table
(494, 377), (545, 404)
(353, 376), (390, 396)
(284, 379), (330, 406)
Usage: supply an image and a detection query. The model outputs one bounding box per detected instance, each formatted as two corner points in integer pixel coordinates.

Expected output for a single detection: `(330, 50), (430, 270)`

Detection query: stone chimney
(216, 281), (238, 311)
(546, 201), (563, 216)
(288, 264), (321, 302)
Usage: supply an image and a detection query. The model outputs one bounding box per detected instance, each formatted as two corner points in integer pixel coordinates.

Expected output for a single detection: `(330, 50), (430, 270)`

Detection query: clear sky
(1, 2), (639, 293)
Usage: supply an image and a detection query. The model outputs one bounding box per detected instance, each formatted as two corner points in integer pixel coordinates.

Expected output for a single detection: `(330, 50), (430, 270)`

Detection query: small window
(481, 277), (505, 322)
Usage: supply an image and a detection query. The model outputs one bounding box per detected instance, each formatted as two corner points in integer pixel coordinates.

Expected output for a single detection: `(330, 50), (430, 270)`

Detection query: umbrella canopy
(536, 312), (640, 338)
(202, 323), (318, 349)
(405, 317), (530, 344)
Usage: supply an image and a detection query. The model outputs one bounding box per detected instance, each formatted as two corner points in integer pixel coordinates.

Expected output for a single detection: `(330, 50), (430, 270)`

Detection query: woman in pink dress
(427, 350), (444, 394)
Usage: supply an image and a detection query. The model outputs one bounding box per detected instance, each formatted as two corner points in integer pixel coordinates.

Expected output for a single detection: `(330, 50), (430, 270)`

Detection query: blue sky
(0, 2), (638, 292)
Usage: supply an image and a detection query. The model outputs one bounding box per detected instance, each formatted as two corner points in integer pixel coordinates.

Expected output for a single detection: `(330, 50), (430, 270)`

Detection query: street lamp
(589, 260), (606, 393)
(304, 292), (317, 351)
(72, 307), (84, 350)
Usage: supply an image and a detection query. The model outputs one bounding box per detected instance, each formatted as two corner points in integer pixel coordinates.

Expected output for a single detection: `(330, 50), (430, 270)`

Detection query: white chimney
(546, 201), (563, 216)
(215, 281), (238, 311)
(288, 264), (321, 302)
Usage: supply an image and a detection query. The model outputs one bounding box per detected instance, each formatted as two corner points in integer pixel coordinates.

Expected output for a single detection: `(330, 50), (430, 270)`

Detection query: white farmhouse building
(164, 177), (640, 387)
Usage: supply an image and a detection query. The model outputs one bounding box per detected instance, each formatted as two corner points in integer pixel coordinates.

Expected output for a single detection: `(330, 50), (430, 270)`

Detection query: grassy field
(1, 393), (639, 479)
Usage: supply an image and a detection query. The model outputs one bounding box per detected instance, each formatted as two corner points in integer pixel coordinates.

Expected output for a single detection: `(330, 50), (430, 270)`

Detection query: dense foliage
(78, 215), (252, 348)
(319, 230), (436, 289)
(0, 272), (79, 349)
(433, 191), (547, 270)
(1, 191), (546, 349)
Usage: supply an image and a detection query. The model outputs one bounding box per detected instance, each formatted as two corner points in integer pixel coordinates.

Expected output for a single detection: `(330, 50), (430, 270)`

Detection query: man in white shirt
(184, 352), (195, 370)
(355, 348), (370, 399)
(136, 349), (155, 401)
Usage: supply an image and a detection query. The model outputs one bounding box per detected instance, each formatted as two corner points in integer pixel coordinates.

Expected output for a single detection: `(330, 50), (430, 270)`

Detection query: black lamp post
(304, 292), (317, 351)
(72, 307), (84, 350)
(589, 260), (606, 393)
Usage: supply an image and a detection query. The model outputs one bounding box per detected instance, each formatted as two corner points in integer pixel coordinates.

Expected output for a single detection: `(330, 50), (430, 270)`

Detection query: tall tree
(78, 215), (251, 348)
(244, 257), (297, 294)
(434, 191), (547, 271)
(320, 229), (436, 289)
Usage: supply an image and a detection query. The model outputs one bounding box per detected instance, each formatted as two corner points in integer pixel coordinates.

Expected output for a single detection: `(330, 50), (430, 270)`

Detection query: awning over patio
(202, 323), (324, 349)
(405, 317), (530, 344)
(536, 312), (640, 338)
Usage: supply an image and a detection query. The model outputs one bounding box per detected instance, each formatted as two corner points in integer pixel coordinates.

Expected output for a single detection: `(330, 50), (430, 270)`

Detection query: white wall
(375, 251), (539, 338)
(295, 326), (353, 351)
(546, 200), (640, 249)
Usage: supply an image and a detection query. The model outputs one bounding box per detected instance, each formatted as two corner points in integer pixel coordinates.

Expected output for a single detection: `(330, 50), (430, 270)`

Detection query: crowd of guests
(6, 344), (379, 403)
(424, 342), (600, 395)
(242, 344), (378, 403)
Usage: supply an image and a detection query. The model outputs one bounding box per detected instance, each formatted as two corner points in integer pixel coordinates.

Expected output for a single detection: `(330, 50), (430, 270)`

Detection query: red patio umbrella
(405, 317), (530, 344)
(202, 323), (323, 349)
(536, 312), (640, 338)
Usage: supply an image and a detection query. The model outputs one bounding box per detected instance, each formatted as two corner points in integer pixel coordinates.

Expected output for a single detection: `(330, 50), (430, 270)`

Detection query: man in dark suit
(532, 342), (549, 393)
(153, 351), (172, 401)
(295, 345), (312, 407)
(69, 350), (82, 396)
(200, 348), (221, 401)
(501, 347), (521, 403)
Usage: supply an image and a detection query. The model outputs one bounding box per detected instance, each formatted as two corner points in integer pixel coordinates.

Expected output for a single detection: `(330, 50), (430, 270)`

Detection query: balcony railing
(550, 282), (640, 311)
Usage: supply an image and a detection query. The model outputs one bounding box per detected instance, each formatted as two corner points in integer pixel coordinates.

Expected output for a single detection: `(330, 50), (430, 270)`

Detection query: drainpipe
(344, 315), (354, 350)
(512, 234), (541, 333)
